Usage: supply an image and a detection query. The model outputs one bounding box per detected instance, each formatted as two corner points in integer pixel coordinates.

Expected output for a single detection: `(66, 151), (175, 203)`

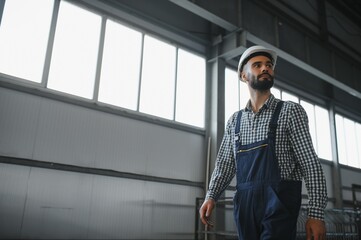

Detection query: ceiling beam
(209, 29), (361, 100)
(169, 0), (238, 32)
(247, 33), (361, 100)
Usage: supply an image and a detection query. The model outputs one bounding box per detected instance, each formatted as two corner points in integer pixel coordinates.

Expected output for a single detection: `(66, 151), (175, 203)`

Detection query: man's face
(241, 55), (274, 91)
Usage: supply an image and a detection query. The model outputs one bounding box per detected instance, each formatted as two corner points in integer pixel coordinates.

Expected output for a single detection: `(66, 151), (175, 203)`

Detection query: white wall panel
(321, 164), (334, 203)
(340, 167), (361, 202)
(342, 189), (361, 204)
(0, 163), (30, 239)
(0, 86), (205, 181)
(87, 175), (202, 239)
(0, 163), (203, 239)
(139, 126), (204, 181)
(0, 87), (205, 182)
(87, 174), (145, 239)
(33, 99), (101, 167)
(20, 167), (93, 239)
(0, 88), (41, 158)
(340, 168), (361, 187)
(93, 112), (205, 181)
(142, 181), (201, 238)
(92, 113), (148, 175)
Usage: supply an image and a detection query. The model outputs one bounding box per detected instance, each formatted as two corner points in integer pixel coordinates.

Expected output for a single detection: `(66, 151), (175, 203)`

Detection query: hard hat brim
(237, 46), (277, 75)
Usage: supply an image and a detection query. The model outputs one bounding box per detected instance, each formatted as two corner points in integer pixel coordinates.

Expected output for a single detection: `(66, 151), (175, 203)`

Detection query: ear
(240, 71), (247, 82)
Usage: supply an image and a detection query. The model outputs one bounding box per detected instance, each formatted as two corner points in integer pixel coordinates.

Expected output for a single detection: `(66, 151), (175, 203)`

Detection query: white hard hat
(237, 45), (277, 74)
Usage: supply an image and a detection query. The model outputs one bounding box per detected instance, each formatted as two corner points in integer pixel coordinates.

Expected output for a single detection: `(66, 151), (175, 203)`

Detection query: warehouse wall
(0, 86), (205, 239)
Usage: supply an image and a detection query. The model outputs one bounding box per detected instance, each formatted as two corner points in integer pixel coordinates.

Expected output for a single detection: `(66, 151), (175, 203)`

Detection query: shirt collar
(245, 94), (276, 112)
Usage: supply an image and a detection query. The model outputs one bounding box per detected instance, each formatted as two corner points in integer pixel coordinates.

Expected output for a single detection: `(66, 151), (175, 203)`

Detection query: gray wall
(0, 87), (205, 239)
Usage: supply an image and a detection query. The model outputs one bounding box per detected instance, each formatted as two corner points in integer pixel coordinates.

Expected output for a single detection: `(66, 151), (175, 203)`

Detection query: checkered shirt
(206, 94), (327, 220)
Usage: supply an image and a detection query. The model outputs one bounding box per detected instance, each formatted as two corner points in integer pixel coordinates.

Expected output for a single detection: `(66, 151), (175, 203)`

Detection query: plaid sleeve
(288, 103), (328, 220)
(205, 114), (237, 202)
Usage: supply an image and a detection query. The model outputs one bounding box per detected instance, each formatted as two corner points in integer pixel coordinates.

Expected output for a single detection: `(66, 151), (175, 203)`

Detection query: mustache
(258, 73), (273, 79)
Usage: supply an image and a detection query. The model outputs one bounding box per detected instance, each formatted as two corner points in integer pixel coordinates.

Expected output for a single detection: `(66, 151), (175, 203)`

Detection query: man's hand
(306, 218), (326, 240)
(199, 199), (215, 227)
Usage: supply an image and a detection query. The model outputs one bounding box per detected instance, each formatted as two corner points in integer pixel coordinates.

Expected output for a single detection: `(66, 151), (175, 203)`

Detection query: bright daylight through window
(0, 0), (206, 128)
(0, 0), (53, 82)
(98, 20), (142, 110)
(175, 49), (206, 128)
(47, 1), (101, 99)
(139, 35), (176, 120)
(336, 115), (361, 168)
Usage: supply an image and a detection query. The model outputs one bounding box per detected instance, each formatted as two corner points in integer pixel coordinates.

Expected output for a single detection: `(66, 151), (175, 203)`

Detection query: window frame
(0, 0), (207, 133)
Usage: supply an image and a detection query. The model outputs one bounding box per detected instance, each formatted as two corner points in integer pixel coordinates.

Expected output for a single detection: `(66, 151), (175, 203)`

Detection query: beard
(248, 73), (274, 91)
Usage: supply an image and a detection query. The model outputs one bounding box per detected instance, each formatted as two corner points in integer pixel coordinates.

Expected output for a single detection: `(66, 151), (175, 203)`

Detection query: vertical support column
(207, 55), (226, 240)
(210, 57), (226, 162)
(329, 103), (343, 208)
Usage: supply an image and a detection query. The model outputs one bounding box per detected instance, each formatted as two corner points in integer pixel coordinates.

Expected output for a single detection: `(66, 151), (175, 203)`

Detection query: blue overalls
(233, 101), (302, 240)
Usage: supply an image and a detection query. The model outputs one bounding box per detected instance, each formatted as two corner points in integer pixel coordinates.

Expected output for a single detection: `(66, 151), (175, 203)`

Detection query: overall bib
(233, 101), (302, 240)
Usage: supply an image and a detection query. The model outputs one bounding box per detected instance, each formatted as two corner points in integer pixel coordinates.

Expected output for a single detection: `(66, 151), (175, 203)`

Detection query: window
(300, 100), (317, 151)
(336, 115), (361, 168)
(301, 100), (332, 160)
(175, 49), (205, 128)
(240, 79), (249, 110)
(225, 68), (239, 123)
(98, 20), (142, 110)
(0, 0), (54, 82)
(299, 101), (332, 160)
(0, 1), (206, 128)
(224, 68), (249, 124)
(281, 91), (299, 103)
(272, 87), (281, 99)
(139, 35), (176, 120)
(47, 1), (101, 99)
(279, 92), (333, 160)
(314, 106), (332, 160)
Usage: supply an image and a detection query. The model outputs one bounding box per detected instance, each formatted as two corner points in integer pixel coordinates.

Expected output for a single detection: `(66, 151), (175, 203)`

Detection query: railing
(195, 197), (361, 240)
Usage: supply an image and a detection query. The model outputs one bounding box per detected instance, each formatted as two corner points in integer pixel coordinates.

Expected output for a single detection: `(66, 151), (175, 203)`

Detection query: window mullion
(342, 117), (348, 165)
(313, 104), (319, 154)
(42, 0), (60, 88)
(93, 16), (106, 102)
(137, 33), (145, 112)
(238, 77), (240, 111)
(173, 48), (179, 121)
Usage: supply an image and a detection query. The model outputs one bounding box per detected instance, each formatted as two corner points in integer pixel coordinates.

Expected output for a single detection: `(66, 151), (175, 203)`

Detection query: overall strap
(268, 101), (284, 139)
(235, 110), (243, 142)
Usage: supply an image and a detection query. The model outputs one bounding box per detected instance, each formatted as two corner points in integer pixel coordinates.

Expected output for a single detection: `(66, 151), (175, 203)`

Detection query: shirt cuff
(308, 207), (325, 221)
(205, 192), (218, 202)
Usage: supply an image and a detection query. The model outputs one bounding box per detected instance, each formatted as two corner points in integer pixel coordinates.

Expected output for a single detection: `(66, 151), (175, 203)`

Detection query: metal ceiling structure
(85, 0), (361, 112)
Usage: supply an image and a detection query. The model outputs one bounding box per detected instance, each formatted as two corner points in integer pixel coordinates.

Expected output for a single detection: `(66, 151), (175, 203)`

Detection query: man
(199, 46), (327, 240)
